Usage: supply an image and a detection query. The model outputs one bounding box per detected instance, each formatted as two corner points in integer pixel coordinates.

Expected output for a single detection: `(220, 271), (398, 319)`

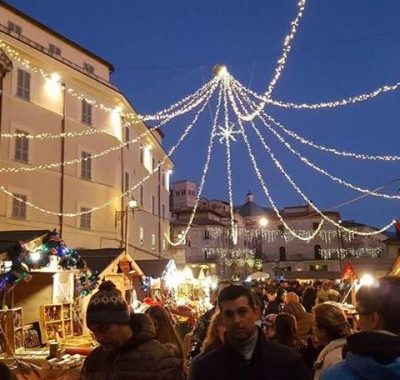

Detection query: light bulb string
(225, 79), (324, 242)
(230, 80), (396, 237)
(0, 82), (219, 174)
(0, 39), (217, 123)
(0, 78), (215, 140)
(233, 82), (400, 200)
(235, 0), (307, 121)
(167, 82), (224, 246)
(230, 78), (400, 161)
(0, 79), (220, 217)
(222, 79), (238, 245)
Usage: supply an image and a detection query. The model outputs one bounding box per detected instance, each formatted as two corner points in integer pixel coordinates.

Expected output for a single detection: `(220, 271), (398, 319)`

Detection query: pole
(59, 84), (66, 237)
(125, 204), (130, 255)
(158, 163), (162, 258)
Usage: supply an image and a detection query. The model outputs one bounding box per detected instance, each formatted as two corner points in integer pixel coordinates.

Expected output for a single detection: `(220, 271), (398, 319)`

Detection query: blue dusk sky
(4, 0), (400, 229)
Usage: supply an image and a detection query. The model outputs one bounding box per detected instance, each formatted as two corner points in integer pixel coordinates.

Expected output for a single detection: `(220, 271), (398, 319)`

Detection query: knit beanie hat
(86, 281), (130, 326)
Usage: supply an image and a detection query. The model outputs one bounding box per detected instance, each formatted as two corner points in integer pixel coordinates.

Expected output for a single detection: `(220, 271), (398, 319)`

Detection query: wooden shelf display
(0, 307), (25, 355)
(39, 303), (73, 342)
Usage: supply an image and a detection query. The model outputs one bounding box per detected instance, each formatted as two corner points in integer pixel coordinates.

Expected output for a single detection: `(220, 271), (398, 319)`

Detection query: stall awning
(78, 248), (125, 274)
(135, 259), (171, 278)
(78, 248), (144, 277)
(0, 229), (49, 255)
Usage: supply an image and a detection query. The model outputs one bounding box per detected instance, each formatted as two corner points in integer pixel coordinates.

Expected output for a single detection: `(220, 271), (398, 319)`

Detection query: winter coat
(80, 313), (185, 380)
(321, 331), (400, 380)
(313, 338), (346, 380)
(283, 302), (313, 340)
(189, 328), (311, 380)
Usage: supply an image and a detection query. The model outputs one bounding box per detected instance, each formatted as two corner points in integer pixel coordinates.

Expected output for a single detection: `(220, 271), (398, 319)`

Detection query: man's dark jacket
(189, 328), (310, 380)
(80, 313), (185, 380)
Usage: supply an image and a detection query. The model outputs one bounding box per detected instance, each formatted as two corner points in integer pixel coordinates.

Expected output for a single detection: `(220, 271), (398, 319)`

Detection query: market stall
(78, 248), (144, 332)
(0, 230), (99, 378)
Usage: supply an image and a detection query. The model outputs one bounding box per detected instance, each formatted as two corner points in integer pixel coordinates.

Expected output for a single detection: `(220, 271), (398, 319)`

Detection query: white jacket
(314, 338), (346, 380)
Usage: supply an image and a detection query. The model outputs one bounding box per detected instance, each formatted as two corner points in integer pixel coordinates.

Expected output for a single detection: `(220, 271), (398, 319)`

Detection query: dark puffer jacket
(80, 313), (185, 380)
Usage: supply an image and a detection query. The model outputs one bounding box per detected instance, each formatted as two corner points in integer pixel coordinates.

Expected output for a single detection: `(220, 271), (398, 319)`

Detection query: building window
(83, 62), (94, 74)
(162, 204), (165, 219)
(81, 100), (92, 125)
(16, 69), (31, 100)
(278, 225), (285, 235)
(12, 193), (27, 219)
(162, 171), (165, 186)
(279, 246), (286, 261)
(152, 158), (156, 172)
(204, 230), (210, 240)
(139, 144), (144, 164)
(124, 127), (130, 148)
(49, 43), (61, 56)
(124, 172), (130, 193)
(152, 195), (156, 215)
(81, 151), (92, 180)
(140, 185), (144, 207)
(162, 239), (166, 252)
(14, 129), (29, 163)
(151, 233), (156, 250)
(143, 146), (152, 172)
(314, 245), (322, 260)
(140, 227), (144, 245)
(80, 208), (91, 230)
(8, 21), (22, 34)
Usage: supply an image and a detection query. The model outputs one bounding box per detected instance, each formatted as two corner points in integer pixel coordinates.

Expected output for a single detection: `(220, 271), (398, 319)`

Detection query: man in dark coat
(189, 285), (310, 380)
(80, 281), (184, 380)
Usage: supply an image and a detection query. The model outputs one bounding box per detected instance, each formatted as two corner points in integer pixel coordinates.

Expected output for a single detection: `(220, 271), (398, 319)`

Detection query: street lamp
(259, 217), (269, 228)
(115, 199), (140, 255)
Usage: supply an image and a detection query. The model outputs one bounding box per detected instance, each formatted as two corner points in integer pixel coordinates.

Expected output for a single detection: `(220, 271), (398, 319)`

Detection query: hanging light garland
(222, 80), (239, 245)
(227, 79), (397, 237)
(0, 79), (220, 217)
(167, 81), (224, 246)
(0, 83), (217, 174)
(231, 78), (400, 161)
(235, 0), (308, 121)
(0, 39), (218, 124)
(232, 80), (400, 201)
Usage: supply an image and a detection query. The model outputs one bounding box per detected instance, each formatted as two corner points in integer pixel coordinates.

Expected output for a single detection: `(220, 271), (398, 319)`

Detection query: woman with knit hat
(80, 281), (185, 380)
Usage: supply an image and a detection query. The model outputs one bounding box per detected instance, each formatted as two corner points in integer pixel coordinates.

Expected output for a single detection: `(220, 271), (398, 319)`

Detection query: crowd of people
(2, 276), (399, 379)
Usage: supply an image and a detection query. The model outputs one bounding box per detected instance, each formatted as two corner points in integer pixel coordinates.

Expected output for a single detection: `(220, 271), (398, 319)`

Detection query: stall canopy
(78, 248), (143, 278)
(0, 229), (49, 258)
(135, 259), (171, 278)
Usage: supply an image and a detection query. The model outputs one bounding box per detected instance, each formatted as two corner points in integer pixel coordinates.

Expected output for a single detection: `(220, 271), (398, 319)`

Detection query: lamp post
(115, 199), (139, 255)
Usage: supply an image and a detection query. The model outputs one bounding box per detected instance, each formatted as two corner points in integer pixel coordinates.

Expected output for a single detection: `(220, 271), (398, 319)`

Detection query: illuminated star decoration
(217, 122), (242, 144)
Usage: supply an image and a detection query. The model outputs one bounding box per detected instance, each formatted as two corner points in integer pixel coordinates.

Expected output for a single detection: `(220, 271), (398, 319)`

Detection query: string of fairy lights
(235, 0), (307, 122)
(231, 83), (400, 201)
(225, 75), (397, 237)
(231, 77), (400, 161)
(0, 77), (220, 217)
(166, 84), (224, 246)
(1, 0), (400, 250)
